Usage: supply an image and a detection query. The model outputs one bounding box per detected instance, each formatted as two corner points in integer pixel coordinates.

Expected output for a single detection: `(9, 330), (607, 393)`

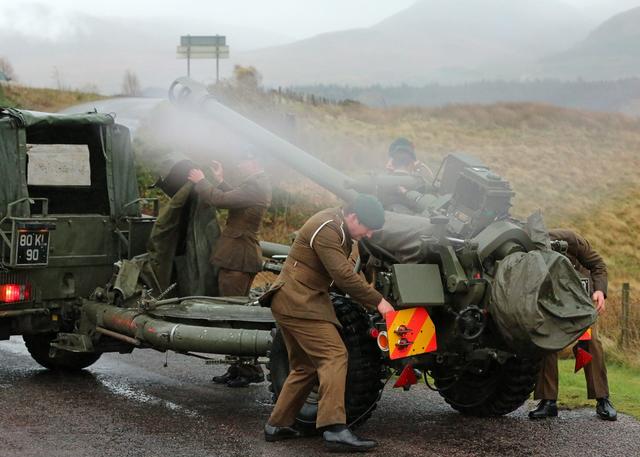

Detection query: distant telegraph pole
(177, 35), (229, 82)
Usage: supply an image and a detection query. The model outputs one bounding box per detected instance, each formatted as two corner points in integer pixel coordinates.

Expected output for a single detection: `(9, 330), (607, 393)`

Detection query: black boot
(323, 425), (377, 453)
(212, 365), (238, 384)
(528, 400), (558, 420)
(264, 423), (301, 442)
(226, 362), (264, 387)
(596, 397), (617, 421)
(226, 371), (265, 388)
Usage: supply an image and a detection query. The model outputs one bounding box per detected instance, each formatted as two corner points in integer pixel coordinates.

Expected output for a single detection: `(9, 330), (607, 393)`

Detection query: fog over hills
(2, 0), (640, 93)
(0, 6), (292, 93)
(538, 7), (640, 80)
(231, 0), (593, 86)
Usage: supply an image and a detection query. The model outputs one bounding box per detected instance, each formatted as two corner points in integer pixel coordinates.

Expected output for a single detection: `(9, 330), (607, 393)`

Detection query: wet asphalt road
(1, 338), (638, 457)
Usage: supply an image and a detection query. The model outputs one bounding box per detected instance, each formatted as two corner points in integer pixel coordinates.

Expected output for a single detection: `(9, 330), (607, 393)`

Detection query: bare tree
(0, 56), (16, 81)
(121, 69), (141, 96)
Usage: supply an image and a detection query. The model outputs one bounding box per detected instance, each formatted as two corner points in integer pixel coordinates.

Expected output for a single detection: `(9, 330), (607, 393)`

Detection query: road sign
(180, 35), (226, 47)
(176, 46), (230, 59)
(177, 35), (229, 80)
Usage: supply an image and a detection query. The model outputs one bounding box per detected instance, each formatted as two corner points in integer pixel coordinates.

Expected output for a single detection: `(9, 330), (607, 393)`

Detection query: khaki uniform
(264, 208), (382, 428)
(195, 171), (272, 293)
(196, 171), (271, 378)
(534, 229), (609, 400)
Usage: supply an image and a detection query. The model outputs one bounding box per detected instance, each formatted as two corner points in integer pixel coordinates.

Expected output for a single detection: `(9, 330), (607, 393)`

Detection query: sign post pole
(215, 34), (220, 83)
(187, 35), (191, 77)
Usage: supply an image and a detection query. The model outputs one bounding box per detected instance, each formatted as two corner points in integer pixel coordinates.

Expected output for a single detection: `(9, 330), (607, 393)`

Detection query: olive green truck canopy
(0, 108), (139, 219)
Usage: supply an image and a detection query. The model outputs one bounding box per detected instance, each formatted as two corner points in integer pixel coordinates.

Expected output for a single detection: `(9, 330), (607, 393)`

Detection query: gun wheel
(435, 356), (541, 416)
(267, 294), (384, 432)
(24, 333), (102, 371)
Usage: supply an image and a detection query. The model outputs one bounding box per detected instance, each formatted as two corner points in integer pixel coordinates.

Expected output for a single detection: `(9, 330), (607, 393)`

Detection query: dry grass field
(0, 83), (103, 112)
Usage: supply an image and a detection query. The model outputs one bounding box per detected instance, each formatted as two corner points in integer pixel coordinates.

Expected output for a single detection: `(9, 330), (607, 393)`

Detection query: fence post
(619, 283), (630, 348)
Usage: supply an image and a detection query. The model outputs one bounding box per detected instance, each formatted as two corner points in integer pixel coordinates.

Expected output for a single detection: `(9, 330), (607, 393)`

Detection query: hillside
(539, 6), (640, 80)
(0, 83), (103, 112)
(232, 0), (591, 86)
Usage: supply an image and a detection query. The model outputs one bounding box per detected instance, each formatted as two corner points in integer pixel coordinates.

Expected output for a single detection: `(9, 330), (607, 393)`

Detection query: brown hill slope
(0, 83), (103, 112)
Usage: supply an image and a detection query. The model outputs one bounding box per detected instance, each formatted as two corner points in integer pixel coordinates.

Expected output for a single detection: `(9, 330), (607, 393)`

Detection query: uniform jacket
(195, 171), (272, 273)
(264, 207), (383, 326)
(549, 229), (608, 297)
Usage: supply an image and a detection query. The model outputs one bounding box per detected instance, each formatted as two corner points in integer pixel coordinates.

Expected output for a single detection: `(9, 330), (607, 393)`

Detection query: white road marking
(96, 377), (200, 418)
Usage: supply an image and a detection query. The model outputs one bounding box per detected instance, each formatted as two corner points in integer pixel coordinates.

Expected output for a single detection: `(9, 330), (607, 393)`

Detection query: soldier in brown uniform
(261, 194), (395, 452)
(188, 149), (272, 387)
(529, 229), (617, 421)
(383, 137), (434, 214)
(386, 137), (434, 182)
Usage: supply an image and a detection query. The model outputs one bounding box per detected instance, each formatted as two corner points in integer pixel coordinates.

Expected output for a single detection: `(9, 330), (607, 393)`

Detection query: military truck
(0, 83), (596, 432)
(0, 108), (154, 368)
(0, 107), (276, 370)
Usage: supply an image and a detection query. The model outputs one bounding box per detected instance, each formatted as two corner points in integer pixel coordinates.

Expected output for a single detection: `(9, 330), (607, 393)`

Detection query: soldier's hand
(377, 298), (395, 316)
(187, 168), (205, 183)
(210, 160), (224, 182)
(592, 290), (606, 314)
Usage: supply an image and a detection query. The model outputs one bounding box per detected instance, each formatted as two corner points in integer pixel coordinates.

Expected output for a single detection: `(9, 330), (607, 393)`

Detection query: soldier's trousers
(268, 311), (348, 429)
(218, 268), (261, 377)
(534, 325), (609, 400)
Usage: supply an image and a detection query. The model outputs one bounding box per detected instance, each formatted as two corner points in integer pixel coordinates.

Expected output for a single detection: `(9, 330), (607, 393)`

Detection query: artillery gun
(165, 78), (597, 426)
(0, 80), (596, 431)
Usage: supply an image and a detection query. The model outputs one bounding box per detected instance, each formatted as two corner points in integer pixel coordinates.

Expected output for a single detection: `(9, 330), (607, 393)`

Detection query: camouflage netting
(491, 249), (597, 353)
(146, 182), (219, 297)
(490, 213), (597, 353)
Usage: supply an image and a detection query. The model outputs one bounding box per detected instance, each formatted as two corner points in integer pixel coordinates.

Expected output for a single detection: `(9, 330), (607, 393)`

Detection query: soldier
(383, 137), (433, 214)
(386, 137), (434, 183)
(260, 194), (395, 452)
(188, 147), (272, 388)
(529, 229), (617, 421)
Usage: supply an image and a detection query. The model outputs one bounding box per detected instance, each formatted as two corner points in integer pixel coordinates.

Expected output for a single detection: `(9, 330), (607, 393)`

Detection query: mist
(2, 0), (640, 93)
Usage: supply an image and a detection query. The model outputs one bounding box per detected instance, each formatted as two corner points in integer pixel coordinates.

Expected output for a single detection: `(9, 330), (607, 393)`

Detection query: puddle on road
(96, 377), (201, 418)
(0, 337), (29, 356)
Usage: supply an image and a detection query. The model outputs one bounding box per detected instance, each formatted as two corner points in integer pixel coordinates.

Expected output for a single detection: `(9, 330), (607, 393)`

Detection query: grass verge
(557, 358), (640, 419)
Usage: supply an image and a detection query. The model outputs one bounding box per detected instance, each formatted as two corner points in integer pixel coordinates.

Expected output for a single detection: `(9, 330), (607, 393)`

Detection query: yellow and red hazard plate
(578, 327), (592, 341)
(385, 307), (437, 360)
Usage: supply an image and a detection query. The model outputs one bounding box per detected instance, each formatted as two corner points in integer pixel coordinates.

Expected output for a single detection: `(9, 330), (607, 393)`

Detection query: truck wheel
(23, 333), (102, 371)
(436, 356), (540, 416)
(267, 295), (384, 431)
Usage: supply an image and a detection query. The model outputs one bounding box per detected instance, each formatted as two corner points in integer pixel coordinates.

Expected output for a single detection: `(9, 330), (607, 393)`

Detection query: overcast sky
(0, 0), (416, 41)
(2, 0), (639, 42)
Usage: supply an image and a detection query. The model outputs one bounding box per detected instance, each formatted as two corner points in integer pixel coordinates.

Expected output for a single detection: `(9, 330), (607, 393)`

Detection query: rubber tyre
(23, 333), (102, 371)
(436, 356), (541, 416)
(267, 295), (384, 431)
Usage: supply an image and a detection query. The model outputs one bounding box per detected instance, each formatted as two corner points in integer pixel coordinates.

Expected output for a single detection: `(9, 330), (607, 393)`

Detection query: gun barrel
(169, 77), (357, 202)
(83, 301), (273, 357)
(346, 174), (427, 194)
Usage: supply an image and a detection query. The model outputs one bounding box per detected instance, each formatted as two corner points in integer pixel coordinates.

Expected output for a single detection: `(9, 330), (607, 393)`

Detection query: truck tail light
(0, 283), (31, 303)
